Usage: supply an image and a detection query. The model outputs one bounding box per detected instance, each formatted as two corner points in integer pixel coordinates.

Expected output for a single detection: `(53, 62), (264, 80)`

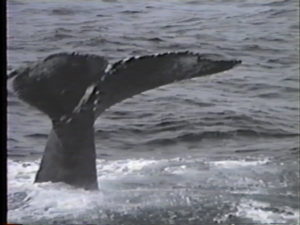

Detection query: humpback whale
(10, 51), (241, 190)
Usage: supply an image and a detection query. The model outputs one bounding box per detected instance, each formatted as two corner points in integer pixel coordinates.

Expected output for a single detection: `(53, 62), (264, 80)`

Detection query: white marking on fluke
(102, 64), (113, 81)
(65, 118), (72, 124)
(104, 64), (112, 74)
(122, 57), (131, 63)
(73, 84), (96, 113)
(59, 115), (67, 122)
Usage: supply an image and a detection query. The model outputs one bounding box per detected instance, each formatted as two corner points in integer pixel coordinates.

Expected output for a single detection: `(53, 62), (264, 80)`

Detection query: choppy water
(7, 0), (299, 224)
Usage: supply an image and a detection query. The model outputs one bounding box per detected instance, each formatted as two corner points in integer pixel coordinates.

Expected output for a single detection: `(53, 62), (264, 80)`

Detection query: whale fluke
(93, 52), (241, 116)
(12, 53), (108, 121)
(10, 51), (241, 190)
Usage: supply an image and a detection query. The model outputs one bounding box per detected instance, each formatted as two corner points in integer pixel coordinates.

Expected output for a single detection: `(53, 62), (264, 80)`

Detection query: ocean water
(7, 0), (299, 224)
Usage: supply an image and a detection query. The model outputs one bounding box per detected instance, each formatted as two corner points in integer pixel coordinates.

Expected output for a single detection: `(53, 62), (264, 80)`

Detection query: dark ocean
(7, 0), (299, 224)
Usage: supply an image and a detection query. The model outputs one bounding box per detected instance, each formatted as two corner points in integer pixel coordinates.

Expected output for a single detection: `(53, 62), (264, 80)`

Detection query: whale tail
(12, 53), (108, 121)
(12, 53), (108, 190)
(94, 52), (241, 116)
(11, 52), (241, 190)
(35, 110), (98, 190)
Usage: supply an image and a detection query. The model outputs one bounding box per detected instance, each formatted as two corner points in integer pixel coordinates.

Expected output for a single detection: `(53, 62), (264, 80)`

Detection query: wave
(24, 133), (48, 139)
(145, 129), (299, 146)
(120, 10), (145, 14)
(51, 8), (75, 15)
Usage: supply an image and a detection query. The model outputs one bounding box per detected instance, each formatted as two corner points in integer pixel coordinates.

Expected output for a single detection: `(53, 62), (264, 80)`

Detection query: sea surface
(7, 0), (299, 224)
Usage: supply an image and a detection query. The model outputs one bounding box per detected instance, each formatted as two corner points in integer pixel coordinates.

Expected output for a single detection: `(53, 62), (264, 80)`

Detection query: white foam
(163, 165), (187, 174)
(96, 158), (157, 179)
(7, 159), (101, 222)
(7, 158), (166, 223)
(8, 186), (101, 223)
(210, 158), (270, 169)
(235, 199), (299, 224)
(7, 157), (272, 188)
(8, 157), (295, 224)
(7, 160), (39, 187)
